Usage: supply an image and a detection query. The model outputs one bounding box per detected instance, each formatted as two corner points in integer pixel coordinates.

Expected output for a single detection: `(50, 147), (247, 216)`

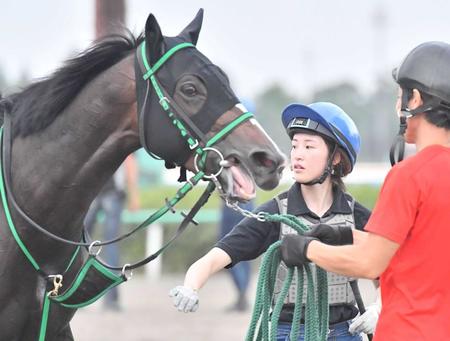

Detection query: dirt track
(71, 272), (376, 341)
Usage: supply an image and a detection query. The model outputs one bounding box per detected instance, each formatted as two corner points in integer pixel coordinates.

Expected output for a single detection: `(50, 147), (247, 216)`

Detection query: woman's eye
(181, 84), (197, 96)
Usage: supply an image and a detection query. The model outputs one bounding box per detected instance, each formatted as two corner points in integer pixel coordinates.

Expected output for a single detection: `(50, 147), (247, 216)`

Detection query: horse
(0, 9), (285, 341)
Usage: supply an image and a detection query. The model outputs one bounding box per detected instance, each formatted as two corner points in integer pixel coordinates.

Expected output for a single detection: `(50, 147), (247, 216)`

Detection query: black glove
(304, 223), (353, 245)
(280, 234), (317, 267)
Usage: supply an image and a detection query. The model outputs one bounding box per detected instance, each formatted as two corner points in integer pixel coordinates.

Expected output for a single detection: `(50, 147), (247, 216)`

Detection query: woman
(170, 102), (380, 340)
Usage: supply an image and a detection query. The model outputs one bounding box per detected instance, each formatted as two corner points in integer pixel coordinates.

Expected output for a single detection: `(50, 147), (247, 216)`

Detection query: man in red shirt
(281, 41), (450, 340)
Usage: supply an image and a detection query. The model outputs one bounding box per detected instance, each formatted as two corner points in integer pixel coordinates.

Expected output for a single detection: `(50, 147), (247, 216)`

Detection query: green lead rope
(245, 213), (329, 341)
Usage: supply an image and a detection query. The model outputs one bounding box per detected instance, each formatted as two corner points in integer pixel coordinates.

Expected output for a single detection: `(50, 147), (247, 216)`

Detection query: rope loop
(244, 212), (329, 341)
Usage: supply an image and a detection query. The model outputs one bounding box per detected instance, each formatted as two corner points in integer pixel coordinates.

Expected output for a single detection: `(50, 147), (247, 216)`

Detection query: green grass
(139, 182), (380, 210)
(113, 183), (380, 273)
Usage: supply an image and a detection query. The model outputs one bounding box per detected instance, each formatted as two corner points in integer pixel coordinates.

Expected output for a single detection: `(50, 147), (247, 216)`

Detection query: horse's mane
(4, 30), (144, 137)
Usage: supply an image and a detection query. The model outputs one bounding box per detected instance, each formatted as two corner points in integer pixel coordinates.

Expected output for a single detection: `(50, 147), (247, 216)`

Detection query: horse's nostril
(277, 164), (285, 174)
(251, 152), (276, 171)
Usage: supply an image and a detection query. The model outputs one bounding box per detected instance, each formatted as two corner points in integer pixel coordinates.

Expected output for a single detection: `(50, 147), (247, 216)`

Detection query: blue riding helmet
(281, 102), (361, 171)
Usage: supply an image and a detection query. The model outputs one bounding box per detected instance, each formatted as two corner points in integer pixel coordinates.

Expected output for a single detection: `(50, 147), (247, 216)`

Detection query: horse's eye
(181, 83), (197, 97)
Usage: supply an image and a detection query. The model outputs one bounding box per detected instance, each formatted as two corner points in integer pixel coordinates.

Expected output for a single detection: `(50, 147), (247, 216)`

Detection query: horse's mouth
(221, 156), (256, 201)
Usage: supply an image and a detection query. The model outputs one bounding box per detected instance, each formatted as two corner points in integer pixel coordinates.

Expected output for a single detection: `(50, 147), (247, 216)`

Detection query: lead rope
(225, 202), (329, 341)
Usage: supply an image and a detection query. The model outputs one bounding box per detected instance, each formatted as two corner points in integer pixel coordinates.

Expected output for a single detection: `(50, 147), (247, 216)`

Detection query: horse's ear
(145, 13), (164, 62)
(179, 9), (203, 45)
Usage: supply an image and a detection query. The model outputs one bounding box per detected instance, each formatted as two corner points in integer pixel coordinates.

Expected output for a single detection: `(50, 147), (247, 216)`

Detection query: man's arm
(307, 229), (399, 279)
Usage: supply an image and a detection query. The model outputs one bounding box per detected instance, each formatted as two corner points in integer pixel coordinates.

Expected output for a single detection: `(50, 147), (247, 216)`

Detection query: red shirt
(365, 145), (450, 340)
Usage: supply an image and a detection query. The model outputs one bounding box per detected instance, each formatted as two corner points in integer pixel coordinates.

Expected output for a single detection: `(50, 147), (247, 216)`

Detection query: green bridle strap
(0, 128), (40, 271)
(141, 41), (195, 80)
(197, 111), (254, 168)
(63, 245), (81, 273)
(131, 170), (205, 234)
(206, 112), (253, 148)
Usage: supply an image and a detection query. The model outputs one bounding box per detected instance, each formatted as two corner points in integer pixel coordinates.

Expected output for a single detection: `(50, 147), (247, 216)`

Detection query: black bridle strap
(389, 116), (407, 166)
(94, 180), (216, 271)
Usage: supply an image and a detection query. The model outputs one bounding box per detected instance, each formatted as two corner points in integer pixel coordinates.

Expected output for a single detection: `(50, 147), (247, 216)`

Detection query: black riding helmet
(390, 41), (450, 165)
(393, 41), (450, 116)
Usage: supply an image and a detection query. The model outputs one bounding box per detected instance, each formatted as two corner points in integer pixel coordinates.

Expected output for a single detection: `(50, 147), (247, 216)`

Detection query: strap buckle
(189, 139), (199, 150)
(48, 274), (63, 297)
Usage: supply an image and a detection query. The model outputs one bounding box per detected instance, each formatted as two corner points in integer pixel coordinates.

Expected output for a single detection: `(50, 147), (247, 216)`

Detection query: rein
(0, 41), (253, 341)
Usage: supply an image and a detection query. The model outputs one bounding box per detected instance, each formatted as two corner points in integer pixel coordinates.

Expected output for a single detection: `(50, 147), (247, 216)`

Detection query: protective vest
(273, 194), (356, 306)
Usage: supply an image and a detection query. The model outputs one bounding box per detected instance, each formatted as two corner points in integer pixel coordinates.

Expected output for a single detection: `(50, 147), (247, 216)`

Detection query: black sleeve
(215, 199), (281, 267)
(353, 201), (371, 231)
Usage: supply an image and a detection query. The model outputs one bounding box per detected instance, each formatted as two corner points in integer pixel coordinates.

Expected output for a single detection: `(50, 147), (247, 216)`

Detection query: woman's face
(290, 132), (330, 183)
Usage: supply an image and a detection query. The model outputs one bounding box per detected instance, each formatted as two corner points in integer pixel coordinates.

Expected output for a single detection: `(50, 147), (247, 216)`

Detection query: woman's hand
(169, 285), (199, 313)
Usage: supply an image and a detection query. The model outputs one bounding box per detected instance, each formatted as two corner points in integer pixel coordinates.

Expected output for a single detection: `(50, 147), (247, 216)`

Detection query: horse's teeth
(219, 160), (232, 167)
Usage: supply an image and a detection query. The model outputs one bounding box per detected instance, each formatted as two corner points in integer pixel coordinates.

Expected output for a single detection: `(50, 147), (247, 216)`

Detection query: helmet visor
(287, 117), (336, 141)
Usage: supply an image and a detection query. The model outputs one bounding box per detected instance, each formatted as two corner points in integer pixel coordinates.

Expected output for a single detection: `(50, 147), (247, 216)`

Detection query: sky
(2, 0), (450, 100)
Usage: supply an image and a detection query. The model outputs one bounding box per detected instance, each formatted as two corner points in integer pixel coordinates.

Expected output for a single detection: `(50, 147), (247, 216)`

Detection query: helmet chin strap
(301, 144), (337, 186)
(389, 115), (408, 166)
(390, 90), (412, 166)
(390, 89), (444, 166)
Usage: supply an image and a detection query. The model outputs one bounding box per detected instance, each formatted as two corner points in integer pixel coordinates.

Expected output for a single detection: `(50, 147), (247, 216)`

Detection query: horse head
(136, 9), (285, 201)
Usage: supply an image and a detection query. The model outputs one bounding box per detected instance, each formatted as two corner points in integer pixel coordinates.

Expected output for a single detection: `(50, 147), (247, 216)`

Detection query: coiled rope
(245, 213), (329, 341)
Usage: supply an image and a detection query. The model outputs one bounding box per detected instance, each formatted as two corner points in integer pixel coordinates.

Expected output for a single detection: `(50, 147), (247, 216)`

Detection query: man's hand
(280, 234), (317, 267)
(169, 286), (199, 313)
(349, 303), (380, 335)
(305, 224), (353, 245)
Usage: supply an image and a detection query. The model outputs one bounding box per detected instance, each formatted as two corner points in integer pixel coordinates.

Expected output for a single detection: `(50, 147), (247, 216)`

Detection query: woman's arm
(184, 247), (232, 290)
(169, 247), (232, 313)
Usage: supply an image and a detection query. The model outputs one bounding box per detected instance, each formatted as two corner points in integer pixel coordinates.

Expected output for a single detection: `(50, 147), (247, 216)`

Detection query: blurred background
(1, 1), (448, 339)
